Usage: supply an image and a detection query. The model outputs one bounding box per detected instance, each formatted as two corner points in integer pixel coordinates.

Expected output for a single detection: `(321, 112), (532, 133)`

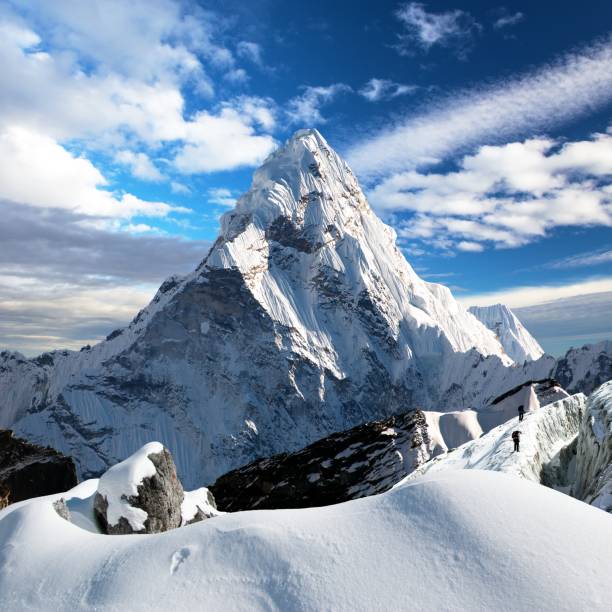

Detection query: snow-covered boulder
(94, 442), (184, 535)
(181, 488), (220, 525)
(572, 380), (612, 512)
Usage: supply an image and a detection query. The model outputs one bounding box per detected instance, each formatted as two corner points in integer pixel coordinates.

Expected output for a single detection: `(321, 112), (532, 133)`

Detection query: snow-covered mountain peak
(469, 303), (545, 363)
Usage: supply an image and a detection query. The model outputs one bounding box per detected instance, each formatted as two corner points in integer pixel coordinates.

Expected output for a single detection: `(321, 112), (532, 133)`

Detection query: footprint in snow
(170, 546), (193, 575)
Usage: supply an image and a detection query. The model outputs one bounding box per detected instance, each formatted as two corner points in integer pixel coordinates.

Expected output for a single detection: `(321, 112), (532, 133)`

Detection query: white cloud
(237, 41), (263, 66)
(394, 2), (480, 56)
(460, 277), (612, 309)
(115, 150), (164, 182)
(493, 11), (524, 30)
(171, 181), (191, 195)
(545, 249), (612, 269)
(173, 100), (277, 174)
(457, 241), (484, 252)
(359, 78), (417, 102)
(348, 39), (612, 179)
(375, 131), (612, 252)
(286, 84), (351, 125)
(0, 125), (185, 220)
(207, 188), (237, 208)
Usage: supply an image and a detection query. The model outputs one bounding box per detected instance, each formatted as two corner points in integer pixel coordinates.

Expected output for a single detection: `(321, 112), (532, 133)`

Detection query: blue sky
(0, 0), (611, 356)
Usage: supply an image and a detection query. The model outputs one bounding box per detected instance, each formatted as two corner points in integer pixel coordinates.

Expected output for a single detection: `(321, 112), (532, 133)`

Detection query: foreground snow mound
(469, 303), (544, 363)
(410, 393), (585, 483)
(573, 381), (612, 512)
(0, 470), (610, 611)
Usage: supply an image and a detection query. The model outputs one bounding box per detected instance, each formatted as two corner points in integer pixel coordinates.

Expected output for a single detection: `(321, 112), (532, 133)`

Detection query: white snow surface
(96, 441), (164, 531)
(469, 303), (545, 363)
(409, 393), (585, 483)
(1, 470), (611, 611)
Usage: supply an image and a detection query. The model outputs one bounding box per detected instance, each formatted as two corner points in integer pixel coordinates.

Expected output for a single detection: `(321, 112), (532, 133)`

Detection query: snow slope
(423, 379), (569, 455)
(469, 303), (545, 363)
(1, 470), (610, 611)
(410, 393), (585, 483)
(0, 129), (522, 486)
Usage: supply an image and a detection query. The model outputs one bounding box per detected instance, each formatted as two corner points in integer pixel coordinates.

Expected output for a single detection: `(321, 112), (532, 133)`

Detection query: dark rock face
(210, 410), (430, 512)
(0, 430), (77, 506)
(94, 447), (184, 535)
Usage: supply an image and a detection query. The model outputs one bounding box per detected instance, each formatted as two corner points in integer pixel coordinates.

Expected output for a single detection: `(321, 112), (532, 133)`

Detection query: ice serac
(572, 380), (612, 512)
(469, 303), (545, 363)
(0, 130), (526, 487)
(408, 393), (585, 484)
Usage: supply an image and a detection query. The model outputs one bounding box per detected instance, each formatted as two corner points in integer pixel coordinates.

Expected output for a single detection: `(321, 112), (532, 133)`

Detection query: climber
(512, 430), (521, 452)
(518, 404), (525, 422)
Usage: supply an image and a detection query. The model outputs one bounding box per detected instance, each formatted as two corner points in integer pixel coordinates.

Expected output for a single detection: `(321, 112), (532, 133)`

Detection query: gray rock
(94, 447), (184, 535)
(53, 498), (72, 521)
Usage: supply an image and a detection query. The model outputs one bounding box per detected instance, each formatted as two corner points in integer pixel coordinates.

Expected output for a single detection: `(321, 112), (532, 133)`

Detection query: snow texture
(96, 441), (163, 531)
(573, 380), (612, 511)
(469, 303), (545, 363)
(0, 469), (610, 611)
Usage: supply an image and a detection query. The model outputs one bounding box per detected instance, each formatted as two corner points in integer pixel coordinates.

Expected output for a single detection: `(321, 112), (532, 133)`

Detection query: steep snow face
(1, 470), (611, 611)
(554, 340), (612, 394)
(573, 381), (612, 512)
(0, 130), (520, 487)
(409, 394), (585, 483)
(469, 304), (544, 363)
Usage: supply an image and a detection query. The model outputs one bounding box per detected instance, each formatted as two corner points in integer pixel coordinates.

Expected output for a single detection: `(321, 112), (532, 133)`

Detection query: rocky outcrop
(0, 430), (77, 506)
(210, 410), (430, 511)
(554, 341), (612, 395)
(94, 443), (184, 535)
(572, 380), (612, 512)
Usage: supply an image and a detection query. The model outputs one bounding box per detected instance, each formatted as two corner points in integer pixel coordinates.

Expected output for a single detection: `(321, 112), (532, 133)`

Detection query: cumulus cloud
(0, 3), (277, 176)
(237, 41), (263, 66)
(207, 188), (237, 208)
(359, 78), (418, 102)
(0, 125), (186, 220)
(394, 2), (481, 57)
(286, 84), (351, 125)
(173, 98), (277, 173)
(376, 131), (612, 252)
(115, 150), (164, 182)
(348, 38), (612, 179)
(0, 200), (210, 355)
